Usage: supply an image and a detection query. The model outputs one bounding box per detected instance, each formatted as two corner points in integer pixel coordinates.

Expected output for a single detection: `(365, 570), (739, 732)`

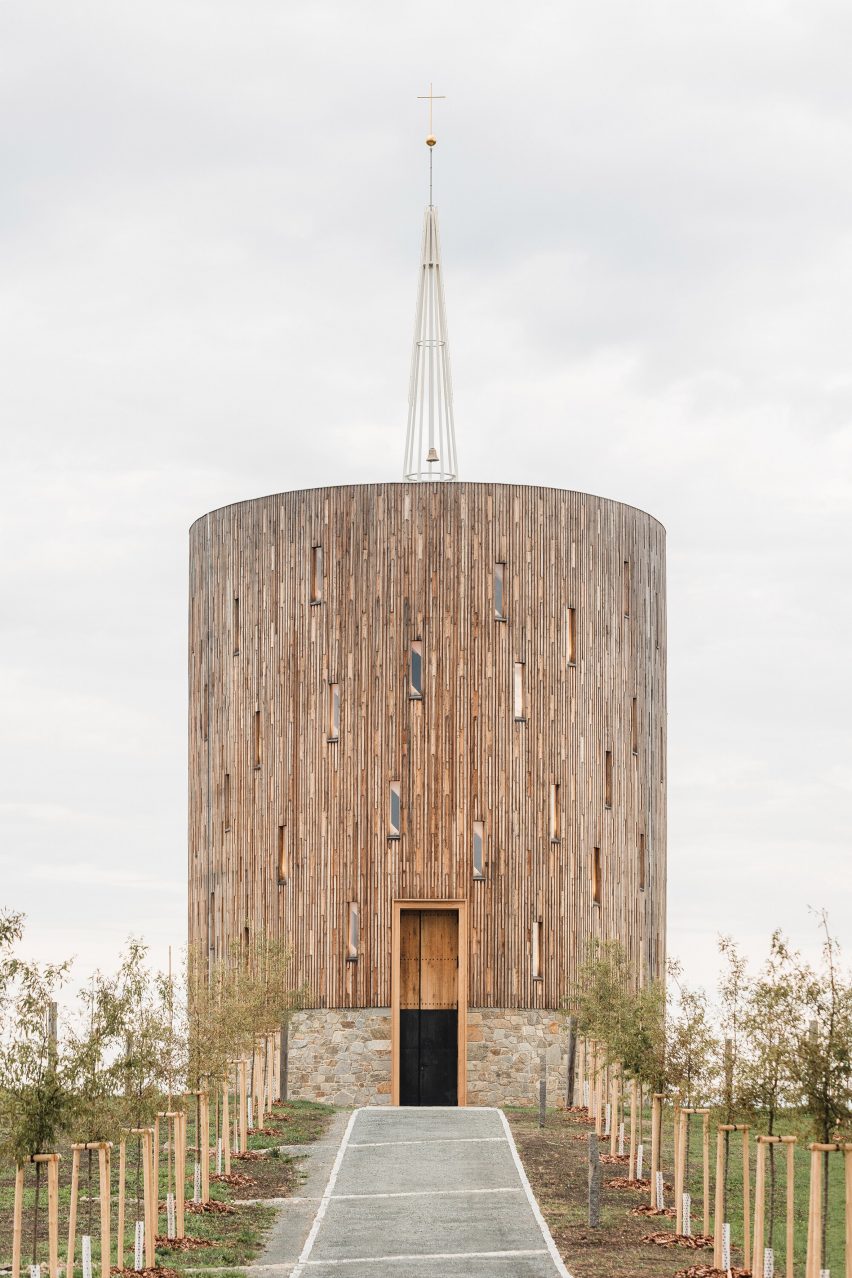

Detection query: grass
(0, 1098), (336, 1272)
(507, 1103), (849, 1278)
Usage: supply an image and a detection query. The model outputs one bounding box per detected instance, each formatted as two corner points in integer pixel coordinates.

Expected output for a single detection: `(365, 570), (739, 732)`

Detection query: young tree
(717, 934), (750, 1121)
(665, 962), (719, 1185)
(790, 912), (852, 1268)
(665, 961), (719, 1107)
(0, 944), (74, 1263)
(738, 931), (806, 1247)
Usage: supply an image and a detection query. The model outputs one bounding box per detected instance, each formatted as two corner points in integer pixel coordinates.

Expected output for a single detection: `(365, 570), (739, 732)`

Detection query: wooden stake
(12, 1165), (24, 1278)
(675, 1108), (687, 1234)
(843, 1143), (852, 1278)
(650, 1094), (663, 1209)
(239, 1059), (248, 1154)
(806, 1144), (821, 1278)
(702, 1112), (710, 1237)
(117, 1141), (126, 1269)
(175, 1112), (186, 1239)
(97, 1145), (111, 1278)
(200, 1090), (210, 1204)
(629, 1078), (638, 1181)
(577, 1037), (586, 1108)
(742, 1125), (751, 1266)
(782, 1136), (796, 1278)
(222, 1080), (231, 1176)
(132, 1129), (155, 1269)
(67, 1147), (81, 1278)
(47, 1154), (59, 1278)
(752, 1137), (767, 1278)
(713, 1126), (725, 1269)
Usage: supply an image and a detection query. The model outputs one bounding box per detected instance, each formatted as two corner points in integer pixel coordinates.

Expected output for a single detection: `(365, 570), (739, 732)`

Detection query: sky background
(2, 0), (850, 1003)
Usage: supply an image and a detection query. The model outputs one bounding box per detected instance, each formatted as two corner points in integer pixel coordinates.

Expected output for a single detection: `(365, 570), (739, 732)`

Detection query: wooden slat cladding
(188, 482), (667, 1009)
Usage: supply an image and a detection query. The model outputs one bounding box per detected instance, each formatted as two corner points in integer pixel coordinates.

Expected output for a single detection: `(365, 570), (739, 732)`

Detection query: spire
(403, 86), (458, 482)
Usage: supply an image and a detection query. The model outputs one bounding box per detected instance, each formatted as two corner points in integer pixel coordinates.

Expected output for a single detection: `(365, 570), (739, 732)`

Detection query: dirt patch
(674, 1268), (750, 1278)
(154, 1236), (214, 1252)
(111, 1268), (179, 1278)
(186, 1200), (236, 1216)
(640, 1232), (714, 1250)
(211, 1173), (257, 1188)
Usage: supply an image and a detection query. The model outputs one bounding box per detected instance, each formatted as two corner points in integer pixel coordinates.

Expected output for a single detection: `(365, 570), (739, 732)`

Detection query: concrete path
(272, 1106), (570, 1278)
(257, 1109), (352, 1271)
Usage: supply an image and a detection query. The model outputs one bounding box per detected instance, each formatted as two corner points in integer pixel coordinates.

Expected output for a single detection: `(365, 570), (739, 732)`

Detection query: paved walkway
(264, 1106), (570, 1278)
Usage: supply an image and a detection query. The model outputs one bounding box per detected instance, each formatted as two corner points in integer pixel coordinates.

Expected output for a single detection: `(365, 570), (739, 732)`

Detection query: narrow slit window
(472, 820), (485, 880)
(494, 563), (506, 620)
(549, 783), (560, 841)
(638, 832), (646, 892)
(513, 661), (526, 720)
(277, 825), (287, 884)
(253, 710), (262, 769)
(328, 683), (340, 740)
(410, 641), (423, 699)
(310, 545), (323, 604)
(631, 697), (639, 755)
(224, 772), (231, 831)
(566, 605), (577, 666)
(347, 902), (360, 963)
(592, 847), (602, 905)
(604, 750), (613, 809)
(389, 780), (401, 838)
(232, 596), (240, 655)
(622, 560), (630, 618)
(532, 918), (543, 980)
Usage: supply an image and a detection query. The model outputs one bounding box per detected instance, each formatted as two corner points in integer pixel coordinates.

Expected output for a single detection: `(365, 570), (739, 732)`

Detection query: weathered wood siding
(188, 482), (667, 1008)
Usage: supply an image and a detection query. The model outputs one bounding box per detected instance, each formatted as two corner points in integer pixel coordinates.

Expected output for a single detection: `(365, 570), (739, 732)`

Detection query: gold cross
(417, 82), (446, 136)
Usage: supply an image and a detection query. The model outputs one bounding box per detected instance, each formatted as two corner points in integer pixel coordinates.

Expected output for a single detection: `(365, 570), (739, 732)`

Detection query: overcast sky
(2, 1), (850, 1001)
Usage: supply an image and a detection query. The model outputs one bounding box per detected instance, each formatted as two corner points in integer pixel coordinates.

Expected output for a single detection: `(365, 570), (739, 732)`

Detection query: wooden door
(399, 910), (459, 1105)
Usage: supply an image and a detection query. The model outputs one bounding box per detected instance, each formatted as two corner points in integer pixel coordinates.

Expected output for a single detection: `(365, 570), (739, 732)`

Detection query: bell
(426, 446), (439, 463)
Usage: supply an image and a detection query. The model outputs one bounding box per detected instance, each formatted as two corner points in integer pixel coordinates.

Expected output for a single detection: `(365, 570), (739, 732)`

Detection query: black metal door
(399, 1009), (457, 1105)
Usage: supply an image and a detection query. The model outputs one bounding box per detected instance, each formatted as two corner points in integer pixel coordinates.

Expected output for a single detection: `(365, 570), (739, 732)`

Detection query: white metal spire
(403, 86), (458, 482)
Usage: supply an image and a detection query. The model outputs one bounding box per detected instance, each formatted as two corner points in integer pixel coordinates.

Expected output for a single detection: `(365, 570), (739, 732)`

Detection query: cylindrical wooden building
(188, 481), (666, 1106)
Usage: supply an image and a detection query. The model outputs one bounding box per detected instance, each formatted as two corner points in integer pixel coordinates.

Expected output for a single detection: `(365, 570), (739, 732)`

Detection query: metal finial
(417, 82), (445, 148)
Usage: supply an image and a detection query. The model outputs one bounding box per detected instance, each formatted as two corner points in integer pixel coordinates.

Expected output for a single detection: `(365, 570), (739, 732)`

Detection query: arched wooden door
(398, 909), (459, 1105)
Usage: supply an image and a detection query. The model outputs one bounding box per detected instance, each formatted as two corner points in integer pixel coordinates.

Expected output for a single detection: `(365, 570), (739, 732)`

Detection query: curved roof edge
(189, 481), (666, 537)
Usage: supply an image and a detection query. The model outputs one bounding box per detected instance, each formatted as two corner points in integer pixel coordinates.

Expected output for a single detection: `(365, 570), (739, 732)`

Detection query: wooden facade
(188, 482), (667, 1012)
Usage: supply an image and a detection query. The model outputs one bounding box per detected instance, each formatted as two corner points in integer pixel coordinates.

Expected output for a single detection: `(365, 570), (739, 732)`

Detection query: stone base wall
(466, 1009), (567, 1106)
(288, 1008), (393, 1107)
(288, 1007), (569, 1107)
